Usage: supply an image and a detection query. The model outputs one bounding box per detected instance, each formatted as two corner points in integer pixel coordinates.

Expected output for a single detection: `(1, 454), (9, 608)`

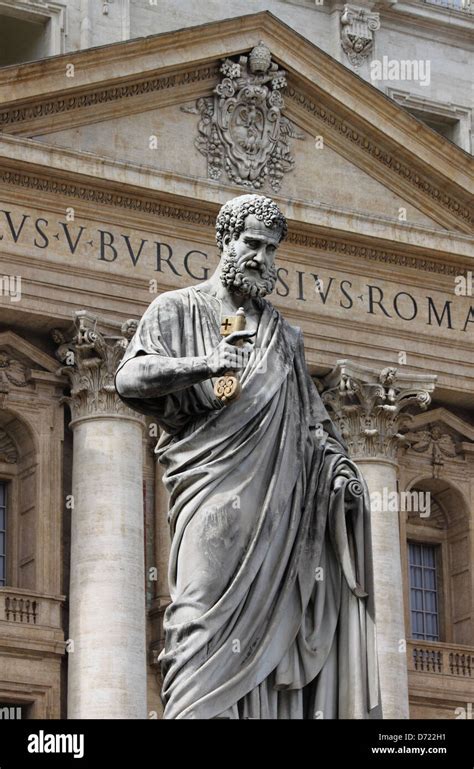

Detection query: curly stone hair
(215, 194), (288, 252)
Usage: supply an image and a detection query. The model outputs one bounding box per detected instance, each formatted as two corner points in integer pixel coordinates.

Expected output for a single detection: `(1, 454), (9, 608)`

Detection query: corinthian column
(321, 361), (436, 720)
(55, 312), (146, 719)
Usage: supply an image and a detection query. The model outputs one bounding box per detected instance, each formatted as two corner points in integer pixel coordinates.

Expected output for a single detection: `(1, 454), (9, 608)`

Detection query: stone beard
(220, 243), (278, 298)
(115, 194), (379, 720)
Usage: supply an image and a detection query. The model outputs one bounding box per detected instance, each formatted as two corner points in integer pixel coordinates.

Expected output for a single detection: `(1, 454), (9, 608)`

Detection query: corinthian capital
(320, 360), (437, 460)
(53, 311), (138, 423)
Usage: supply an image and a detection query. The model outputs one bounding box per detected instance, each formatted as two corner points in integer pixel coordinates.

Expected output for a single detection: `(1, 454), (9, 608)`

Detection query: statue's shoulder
(282, 316), (303, 352)
(144, 285), (196, 317)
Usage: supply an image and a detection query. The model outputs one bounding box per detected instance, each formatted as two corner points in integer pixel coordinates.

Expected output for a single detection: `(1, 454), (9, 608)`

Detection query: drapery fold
(116, 285), (379, 719)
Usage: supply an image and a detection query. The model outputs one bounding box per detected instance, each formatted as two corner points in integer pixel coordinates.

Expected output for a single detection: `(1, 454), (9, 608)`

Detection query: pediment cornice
(0, 62), (220, 136)
(0, 13), (471, 234)
(406, 407), (474, 444)
(0, 331), (58, 373)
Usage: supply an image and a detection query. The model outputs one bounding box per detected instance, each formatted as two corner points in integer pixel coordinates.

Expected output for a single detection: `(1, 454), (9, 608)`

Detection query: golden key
(214, 307), (246, 405)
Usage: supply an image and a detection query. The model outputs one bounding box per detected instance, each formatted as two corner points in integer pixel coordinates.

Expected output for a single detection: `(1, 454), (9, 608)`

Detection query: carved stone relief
(405, 424), (459, 478)
(182, 42), (304, 192)
(340, 5), (381, 67)
(53, 312), (138, 421)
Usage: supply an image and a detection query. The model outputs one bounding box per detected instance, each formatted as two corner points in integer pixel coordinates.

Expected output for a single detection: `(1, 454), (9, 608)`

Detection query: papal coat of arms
(182, 42), (304, 192)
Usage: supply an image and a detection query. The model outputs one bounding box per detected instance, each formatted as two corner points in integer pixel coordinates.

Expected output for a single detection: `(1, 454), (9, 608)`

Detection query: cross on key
(220, 317), (234, 336)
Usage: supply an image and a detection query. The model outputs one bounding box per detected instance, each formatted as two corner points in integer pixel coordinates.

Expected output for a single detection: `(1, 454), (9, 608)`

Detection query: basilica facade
(0, 0), (472, 719)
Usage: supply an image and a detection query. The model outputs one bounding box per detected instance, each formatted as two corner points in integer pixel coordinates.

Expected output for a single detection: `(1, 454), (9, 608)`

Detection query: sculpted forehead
(240, 215), (283, 246)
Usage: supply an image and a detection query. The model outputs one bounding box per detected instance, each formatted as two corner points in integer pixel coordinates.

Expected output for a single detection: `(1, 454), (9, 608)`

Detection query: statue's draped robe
(116, 285), (378, 719)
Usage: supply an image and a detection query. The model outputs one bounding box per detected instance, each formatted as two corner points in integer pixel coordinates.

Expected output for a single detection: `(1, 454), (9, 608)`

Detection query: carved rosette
(53, 311), (139, 423)
(320, 361), (436, 460)
(182, 41), (304, 192)
(340, 5), (381, 67)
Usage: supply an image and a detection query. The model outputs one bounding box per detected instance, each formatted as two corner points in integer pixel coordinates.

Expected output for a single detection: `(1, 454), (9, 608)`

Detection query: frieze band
(0, 169), (469, 278)
(0, 65), (220, 129)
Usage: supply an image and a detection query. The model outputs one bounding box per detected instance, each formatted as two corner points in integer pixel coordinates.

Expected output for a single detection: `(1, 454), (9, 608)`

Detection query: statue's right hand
(205, 331), (256, 376)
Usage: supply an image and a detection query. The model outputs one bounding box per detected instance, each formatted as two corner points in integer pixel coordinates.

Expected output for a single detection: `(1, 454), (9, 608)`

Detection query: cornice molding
(286, 85), (472, 231)
(0, 13), (276, 100)
(0, 63), (220, 134)
(0, 330), (59, 373)
(0, 167), (212, 226)
(378, 1), (474, 46)
(0, 166), (470, 277)
(284, 231), (468, 276)
(406, 406), (474, 442)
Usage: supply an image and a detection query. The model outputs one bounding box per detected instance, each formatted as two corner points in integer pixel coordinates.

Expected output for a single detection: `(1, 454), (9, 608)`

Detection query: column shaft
(321, 360), (436, 720)
(68, 415), (146, 718)
(356, 458), (409, 719)
(55, 312), (146, 719)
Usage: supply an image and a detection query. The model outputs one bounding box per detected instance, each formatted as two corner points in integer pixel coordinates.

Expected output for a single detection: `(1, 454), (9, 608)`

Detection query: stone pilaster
(55, 311), (146, 719)
(321, 360), (437, 719)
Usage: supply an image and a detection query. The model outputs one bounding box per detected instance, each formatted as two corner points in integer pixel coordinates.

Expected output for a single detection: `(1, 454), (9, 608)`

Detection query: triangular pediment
(0, 331), (58, 373)
(403, 407), (474, 469)
(405, 407), (474, 445)
(0, 12), (471, 236)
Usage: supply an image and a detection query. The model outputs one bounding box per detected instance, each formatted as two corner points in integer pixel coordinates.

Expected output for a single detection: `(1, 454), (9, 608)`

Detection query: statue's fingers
(225, 330), (256, 345)
(222, 347), (245, 363)
(227, 355), (246, 370)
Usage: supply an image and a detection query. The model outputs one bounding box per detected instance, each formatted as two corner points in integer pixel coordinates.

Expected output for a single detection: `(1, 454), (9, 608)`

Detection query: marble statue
(115, 194), (379, 720)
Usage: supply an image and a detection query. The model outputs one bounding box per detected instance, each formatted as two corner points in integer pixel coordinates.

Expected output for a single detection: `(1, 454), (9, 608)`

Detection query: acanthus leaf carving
(321, 361), (436, 459)
(53, 312), (139, 422)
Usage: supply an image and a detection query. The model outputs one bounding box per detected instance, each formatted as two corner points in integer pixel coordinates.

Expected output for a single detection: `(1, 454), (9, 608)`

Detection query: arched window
(0, 413), (36, 590)
(403, 480), (471, 645)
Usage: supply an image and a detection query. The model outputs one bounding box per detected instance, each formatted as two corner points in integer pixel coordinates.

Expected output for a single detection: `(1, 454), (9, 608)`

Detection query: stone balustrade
(5, 595), (37, 624)
(408, 640), (474, 678)
(0, 587), (64, 631)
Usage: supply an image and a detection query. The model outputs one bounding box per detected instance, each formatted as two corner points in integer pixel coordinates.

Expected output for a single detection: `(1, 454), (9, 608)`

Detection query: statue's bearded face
(220, 215), (280, 298)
